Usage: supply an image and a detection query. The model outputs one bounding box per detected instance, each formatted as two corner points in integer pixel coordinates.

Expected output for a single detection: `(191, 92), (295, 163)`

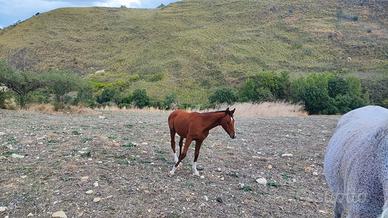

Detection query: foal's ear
(231, 108), (236, 114)
(225, 107), (230, 112)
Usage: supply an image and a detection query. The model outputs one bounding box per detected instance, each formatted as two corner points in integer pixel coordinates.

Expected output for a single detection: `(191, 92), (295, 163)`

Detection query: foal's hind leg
(170, 129), (178, 163)
(170, 137), (192, 175)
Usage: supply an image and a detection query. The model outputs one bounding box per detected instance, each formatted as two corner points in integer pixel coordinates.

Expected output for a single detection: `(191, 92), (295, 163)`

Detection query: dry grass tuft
(98, 102), (307, 117)
(212, 102), (307, 118)
(97, 105), (172, 113)
(26, 104), (96, 114)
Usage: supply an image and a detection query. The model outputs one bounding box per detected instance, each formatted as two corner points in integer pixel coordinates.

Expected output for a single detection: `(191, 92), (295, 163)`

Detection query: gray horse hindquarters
(323, 106), (388, 218)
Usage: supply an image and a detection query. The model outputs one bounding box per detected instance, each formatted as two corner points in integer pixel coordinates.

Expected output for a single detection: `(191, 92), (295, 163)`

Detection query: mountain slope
(0, 0), (387, 103)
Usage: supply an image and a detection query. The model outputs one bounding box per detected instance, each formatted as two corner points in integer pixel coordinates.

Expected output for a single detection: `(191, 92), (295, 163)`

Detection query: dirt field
(0, 109), (339, 217)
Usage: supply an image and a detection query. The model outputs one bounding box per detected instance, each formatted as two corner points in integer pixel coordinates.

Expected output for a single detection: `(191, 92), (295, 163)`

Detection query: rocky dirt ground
(0, 109), (340, 217)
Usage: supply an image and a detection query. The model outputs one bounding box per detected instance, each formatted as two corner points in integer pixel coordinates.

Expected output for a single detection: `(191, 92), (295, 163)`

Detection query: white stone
(52, 210), (67, 218)
(93, 181), (99, 187)
(80, 176), (89, 182)
(86, 190), (93, 194)
(93, 197), (101, 203)
(0, 206), (7, 212)
(11, 153), (24, 159)
(281, 153), (293, 157)
(256, 177), (268, 185)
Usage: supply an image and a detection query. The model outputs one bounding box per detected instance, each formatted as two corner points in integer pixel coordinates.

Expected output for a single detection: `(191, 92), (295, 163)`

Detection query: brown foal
(168, 108), (236, 176)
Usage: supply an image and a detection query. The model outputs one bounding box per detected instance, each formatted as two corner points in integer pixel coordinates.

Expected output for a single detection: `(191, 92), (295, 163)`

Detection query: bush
(209, 88), (237, 105)
(163, 93), (177, 109)
(132, 89), (150, 108)
(74, 82), (96, 107)
(291, 73), (368, 114)
(96, 87), (120, 105)
(361, 78), (388, 107)
(29, 89), (50, 104)
(239, 72), (290, 102)
(0, 89), (8, 109)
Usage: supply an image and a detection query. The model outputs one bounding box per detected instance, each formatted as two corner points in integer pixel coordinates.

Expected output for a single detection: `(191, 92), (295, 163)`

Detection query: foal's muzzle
(230, 133), (236, 139)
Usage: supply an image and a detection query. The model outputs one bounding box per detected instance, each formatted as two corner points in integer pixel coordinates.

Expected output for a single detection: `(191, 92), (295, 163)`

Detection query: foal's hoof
(169, 170), (175, 176)
(193, 171), (200, 176)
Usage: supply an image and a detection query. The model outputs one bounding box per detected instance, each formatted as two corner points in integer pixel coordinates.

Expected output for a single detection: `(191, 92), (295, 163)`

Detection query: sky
(0, 0), (178, 28)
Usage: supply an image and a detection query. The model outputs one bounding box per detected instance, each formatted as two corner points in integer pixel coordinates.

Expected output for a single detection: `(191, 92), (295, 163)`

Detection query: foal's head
(220, 108), (236, 139)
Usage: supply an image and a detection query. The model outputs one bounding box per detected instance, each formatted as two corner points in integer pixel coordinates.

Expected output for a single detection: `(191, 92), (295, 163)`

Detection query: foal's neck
(201, 111), (225, 131)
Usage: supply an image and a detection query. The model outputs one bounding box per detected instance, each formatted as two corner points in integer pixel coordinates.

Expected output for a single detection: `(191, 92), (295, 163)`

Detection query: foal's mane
(199, 109), (233, 117)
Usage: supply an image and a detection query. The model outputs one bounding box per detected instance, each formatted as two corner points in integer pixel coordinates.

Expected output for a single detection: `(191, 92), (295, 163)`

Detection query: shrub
(361, 78), (388, 107)
(74, 81), (96, 107)
(291, 73), (332, 114)
(29, 89), (50, 104)
(117, 93), (132, 108)
(96, 87), (120, 105)
(0, 89), (8, 109)
(163, 93), (177, 109)
(291, 73), (368, 114)
(132, 89), (150, 108)
(328, 76), (349, 98)
(209, 88), (237, 105)
(239, 72), (290, 102)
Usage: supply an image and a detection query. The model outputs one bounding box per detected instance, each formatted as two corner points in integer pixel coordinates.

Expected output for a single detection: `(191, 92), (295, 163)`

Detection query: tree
(42, 70), (82, 110)
(0, 61), (42, 108)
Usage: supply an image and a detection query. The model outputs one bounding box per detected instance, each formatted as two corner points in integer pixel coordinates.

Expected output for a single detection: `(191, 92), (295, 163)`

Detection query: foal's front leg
(192, 140), (203, 176)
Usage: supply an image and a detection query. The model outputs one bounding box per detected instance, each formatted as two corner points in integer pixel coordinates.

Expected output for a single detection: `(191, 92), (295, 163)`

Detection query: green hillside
(0, 0), (387, 103)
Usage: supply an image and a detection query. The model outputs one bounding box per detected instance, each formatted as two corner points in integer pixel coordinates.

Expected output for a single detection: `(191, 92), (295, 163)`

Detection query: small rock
(281, 153), (293, 157)
(11, 153), (24, 159)
(313, 171), (319, 176)
(98, 116), (106, 119)
(200, 175), (205, 179)
(141, 142), (148, 145)
(93, 197), (101, 203)
(216, 168), (222, 172)
(52, 210), (67, 218)
(256, 177), (268, 185)
(80, 176), (89, 182)
(216, 197), (223, 203)
(239, 183), (245, 189)
(197, 165), (204, 171)
(27, 213), (34, 216)
(204, 196), (208, 201)
(85, 190), (93, 194)
(93, 181), (99, 187)
(220, 177), (224, 181)
(21, 175), (27, 179)
(0, 206), (7, 212)
(0, 132), (5, 136)
(267, 165), (273, 169)
(304, 166), (313, 173)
